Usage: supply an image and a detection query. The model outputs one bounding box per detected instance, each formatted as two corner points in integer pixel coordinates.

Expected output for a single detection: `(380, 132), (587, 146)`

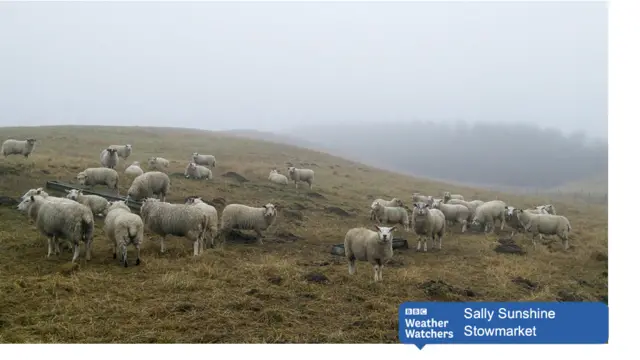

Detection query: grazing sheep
(443, 191), (464, 203)
(471, 200), (507, 233)
(446, 199), (483, 220)
(148, 156), (170, 172)
(1, 138), (37, 158)
(109, 144), (133, 160)
(124, 161), (144, 177)
(185, 197), (219, 249)
(139, 198), (208, 256)
(412, 201), (446, 252)
(184, 162), (213, 180)
(126, 171), (170, 202)
(431, 200), (471, 232)
(371, 200), (410, 231)
(504, 206), (547, 240)
(220, 203), (277, 245)
(17, 193), (74, 253)
(17, 195), (94, 262)
(100, 148), (119, 169)
(344, 225), (397, 282)
(268, 169), (289, 186)
(104, 201), (144, 267)
(514, 209), (572, 250)
(287, 166), (315, 189)
(535, 204), (557, 215)
(76, 168), (119, 195)
(412, 193), (432, 204)
(191, 152), (216, 168)
(65, 189), (110, 217)
(370, 198), (404, 221)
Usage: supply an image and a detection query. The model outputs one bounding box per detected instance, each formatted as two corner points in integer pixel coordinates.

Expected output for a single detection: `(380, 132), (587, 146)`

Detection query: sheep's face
(263, 203), (277, 217)
(76, 172), (87, 185)
(374, 225), (396, 243)
(21, 188), (45, 201)
(66, 189), (81, 200)
(392, 198), (404, 207)
(108, 201), (129, 212)
(413, 202), (429, 216)
(17, 195), (36, 212)
(107, 148), (117, 155)
(431, 199), (442, 209)
(287, 166), (296, 175)
(148, 157), (157, 165)
(505, 206), (515, 217)
(371, 201), (382, 211)
(125, 144), (132, 150)
(471, 216), (482, 226)
(26, 138), (36, 145)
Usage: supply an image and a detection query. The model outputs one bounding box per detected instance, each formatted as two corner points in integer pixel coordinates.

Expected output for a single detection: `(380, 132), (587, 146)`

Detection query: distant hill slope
(550, 173), (608, 195)
(220, 129), (329, 152)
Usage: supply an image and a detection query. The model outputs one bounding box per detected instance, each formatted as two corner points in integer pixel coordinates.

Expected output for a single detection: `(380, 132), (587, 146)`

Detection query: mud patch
(420, 280), (479, 300)
(494, 238), (526, 255)
(222, 171), (249, 183)
(306, 192), (326, 200)
(223, 229), (258, 244)
(0, 165), (21, 176)
(557, 290), (588, 302)
(283, 209), (304, 221)
(273, 230), (303, 243)
(324, 206), (352, 217)
(512, 277), (538, 291)
(303, 272), (329, 284)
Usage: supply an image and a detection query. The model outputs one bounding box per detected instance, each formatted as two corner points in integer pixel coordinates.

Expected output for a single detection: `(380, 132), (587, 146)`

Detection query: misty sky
(0, 1), (607, 139)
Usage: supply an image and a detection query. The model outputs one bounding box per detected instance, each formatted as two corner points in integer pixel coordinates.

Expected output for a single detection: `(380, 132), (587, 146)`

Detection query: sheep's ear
(65, 189), (70, 193)
(413, 202), (418, 208)
(390, 226), (397, 232)
(30, 195), (35, 201)
(374, 225), (381, 232)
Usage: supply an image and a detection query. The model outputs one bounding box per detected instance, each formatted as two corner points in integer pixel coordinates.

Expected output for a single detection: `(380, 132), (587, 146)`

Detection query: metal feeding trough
(330, 238), (409, 256)
(44, 180), (143, 212)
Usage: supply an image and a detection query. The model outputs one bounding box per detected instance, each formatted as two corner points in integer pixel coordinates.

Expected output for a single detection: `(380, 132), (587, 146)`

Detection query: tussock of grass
(0, 125), (607, 343)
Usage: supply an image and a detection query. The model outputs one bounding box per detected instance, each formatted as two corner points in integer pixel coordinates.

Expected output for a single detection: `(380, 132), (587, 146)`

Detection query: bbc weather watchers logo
(405, 307), (428, 316)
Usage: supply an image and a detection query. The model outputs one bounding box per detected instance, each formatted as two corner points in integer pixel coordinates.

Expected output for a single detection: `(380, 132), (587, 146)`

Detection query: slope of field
(0, 126), (608, 343)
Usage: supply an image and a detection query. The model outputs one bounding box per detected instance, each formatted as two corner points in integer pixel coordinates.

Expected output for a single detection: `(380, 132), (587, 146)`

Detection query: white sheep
(192, 152), (216, 168)
(139, 198), (208, 256)
(109, 144), (133, 160)
(126, 171), (170, 202)
(185, 197), (219, 250)
(148, 156), (170, 172)
(100, 148), (119, 169)
(412, 201), (446, 252)
(471, 200), (507, 233)
(220, 203), (278, 245)
(371, 200), (410, 231)
(443, 191), (464, 203)
(184, 162), (213, 180)
(76, 168), (119, 195)
(504, 206), (547, 239)
(287, 166), (315, 189)
(412, 193), (432, 204)
(124, 161), (144, 178)
(17, 193), (74, 253)
(514, 209), (572, 250)
(431, 200), (471, 233)
(65, 189), (110, 217)
(535, 204), (557, 215)
(268, 169), (289, 186)
(1, 138), (37, 158)
(446, 199), (483, 219)
(21, 188), (76, 204)
(344, 225), (396, 282)
(17, 195), (94, 262)
(104, 200), (144, 267)
(370, 198), (404, 221)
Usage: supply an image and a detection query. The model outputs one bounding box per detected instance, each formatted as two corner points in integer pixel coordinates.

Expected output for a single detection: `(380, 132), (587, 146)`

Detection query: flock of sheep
(3, 137), (573, 282)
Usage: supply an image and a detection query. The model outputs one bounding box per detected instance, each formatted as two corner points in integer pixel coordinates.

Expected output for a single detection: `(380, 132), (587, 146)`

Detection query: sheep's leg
(120, 242), (128, 267)
(160, 236), (166, 253)
(71, 243), (81, 263)
(461, 220), (467, 233)
(378, 263), (383, 281)
(135, 244), (141, 265)
(53, 236), (61, 255)
(112, 242), (117, 259)
(255, 229), (264, 245)
(531, 233), (538, 249)
(348, 255), (356, 275)
(438, 234), (443, 250)
(416, 236), (423, 252)
(85, 238), (93, 261)
(193, 239), (199, 256)
(562, 237), (569, 250)
(373, 264), (380, 282)
(46, 238), (54, 258)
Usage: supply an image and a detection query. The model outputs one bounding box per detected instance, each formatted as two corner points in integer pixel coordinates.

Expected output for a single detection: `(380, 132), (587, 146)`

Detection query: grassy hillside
(0, 125), (608, 343)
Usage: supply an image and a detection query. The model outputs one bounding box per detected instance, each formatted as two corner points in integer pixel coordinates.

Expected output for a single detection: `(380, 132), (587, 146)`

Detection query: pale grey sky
(0, 1), (607, 139)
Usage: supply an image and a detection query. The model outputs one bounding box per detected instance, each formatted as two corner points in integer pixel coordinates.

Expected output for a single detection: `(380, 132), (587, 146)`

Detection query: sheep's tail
(127, 223), (139, 241)
(81, 213), (94, 243)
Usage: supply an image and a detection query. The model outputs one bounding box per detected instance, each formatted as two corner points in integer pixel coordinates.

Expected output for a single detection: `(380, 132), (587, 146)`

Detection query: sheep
(371, 200), (410, 231)
(412, 201), (446, 252)
(468, 200), (485, 208)
(191, 152), (216, 168)
(443, 191), (464, 203)
(412, 193), (432, 204)
(1, 138), (37, 158)
(184, 162), (213, 180)
(268, 169), (289, 186)
(220, 203), (277, 245)
(287, 166), (315, 189)
(148, 156), (170, 172)
(185, 197), (219, 250)
(76, 168), (119, 195)
(21, 188), (76, 204)
(104, 201), (144, 267)
(139, 198), (208, 256)
(370, 198), (404, 221)
(126, 171), (170, 202)
(514, 209), (572, 250)
(446, 199), (483, 218)
(65, 189), (110, 217)
(100, 148), (119, 169)
(109, 144), (133, 160)
(344, 225), (397, 282)
(17, 195), (94, 262)
(124, 161), (144, 178)
(504, 206), (547, 239)
(431, 200), (471, 232)
(535, 204), (557, 215)
(471, 200), (508, 233)
(17, 193), (74, 254)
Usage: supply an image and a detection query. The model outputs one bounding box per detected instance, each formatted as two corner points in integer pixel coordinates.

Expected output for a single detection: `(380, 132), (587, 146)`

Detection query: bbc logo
(405, 308), (428, 316)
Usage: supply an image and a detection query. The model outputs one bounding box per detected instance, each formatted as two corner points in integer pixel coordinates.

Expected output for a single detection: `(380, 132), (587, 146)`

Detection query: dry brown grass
(0, 125), (608, 343)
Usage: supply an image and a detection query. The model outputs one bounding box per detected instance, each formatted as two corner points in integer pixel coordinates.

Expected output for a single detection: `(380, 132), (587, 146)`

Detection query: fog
(0, 1), (607, 190)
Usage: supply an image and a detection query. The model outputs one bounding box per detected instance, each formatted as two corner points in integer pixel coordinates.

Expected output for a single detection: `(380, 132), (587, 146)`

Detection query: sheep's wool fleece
(221, 204), (277, 231)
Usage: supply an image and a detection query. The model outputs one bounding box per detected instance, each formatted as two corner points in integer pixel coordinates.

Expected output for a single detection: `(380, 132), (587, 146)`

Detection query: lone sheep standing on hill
(220, 203), (278, 245)
(109, 144), (133, 160)
(412, 201), (446, 252)
(100, 148), (119, 169)
(344, 225), (397, 282)
(1, 138), (37, 158)
(287, 166), (315, 189)
(192, 152), (216, 168)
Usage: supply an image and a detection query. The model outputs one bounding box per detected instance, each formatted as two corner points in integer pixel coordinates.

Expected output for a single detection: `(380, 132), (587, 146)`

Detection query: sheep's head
(374, 225), (396, 243)
(431, 199), (442, 209)
(392, 198), (404, 207)
(125, 144), (132, 150)
(505, 206), (515, 218)
(26, 138), (36, 144)
(17, 195), (37, 212)
(413, 201), (429, 216)
(107, 200), (130, 212)
(76, 172), (87, 185)
(371, 201), (382, 211)
(287, 166), (296, 174)
(471, 215), (482, 226)
(263, 203), (277, 217)
(192, 152), (199, 158)
(107, 148), (117, 155)
(148, 157), (157, 165)
(22, 187), (47, 201)
(66, 189), (81, 200)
